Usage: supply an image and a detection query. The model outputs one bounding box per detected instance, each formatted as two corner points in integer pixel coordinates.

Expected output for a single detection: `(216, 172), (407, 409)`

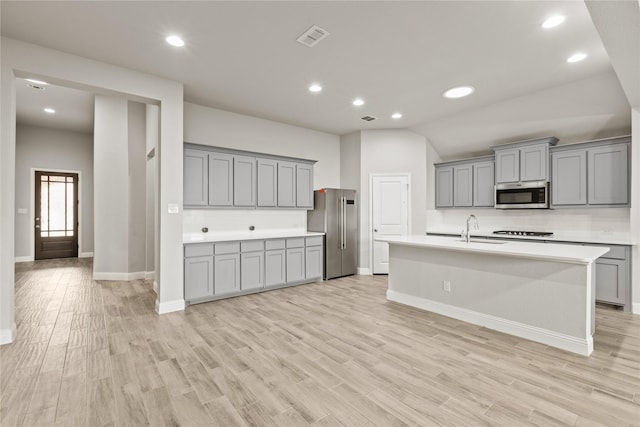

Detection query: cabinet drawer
(184, 243), (214, 258)
(241, 240), (264, 253)
(266, 239), (285, 250)
(306, 236), (323, 247)
(215, 242), (240, 255)
(286, 238), (305, 248)
(599, 245), (627, 260)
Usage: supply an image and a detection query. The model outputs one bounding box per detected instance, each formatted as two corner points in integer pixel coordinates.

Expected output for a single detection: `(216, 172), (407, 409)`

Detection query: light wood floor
(1, 258), (639, 426)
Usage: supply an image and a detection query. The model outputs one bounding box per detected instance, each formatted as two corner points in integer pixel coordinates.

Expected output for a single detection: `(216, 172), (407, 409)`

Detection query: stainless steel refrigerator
(307, 189), (357, 279)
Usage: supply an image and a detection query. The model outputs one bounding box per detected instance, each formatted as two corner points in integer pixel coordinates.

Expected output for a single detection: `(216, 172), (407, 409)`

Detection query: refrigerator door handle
(342, 197), (347, 250)
(338, 196), (343, 250)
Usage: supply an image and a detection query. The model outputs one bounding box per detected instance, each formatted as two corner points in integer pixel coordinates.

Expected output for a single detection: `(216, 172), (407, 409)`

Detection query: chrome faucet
(462, 214), (479, 243)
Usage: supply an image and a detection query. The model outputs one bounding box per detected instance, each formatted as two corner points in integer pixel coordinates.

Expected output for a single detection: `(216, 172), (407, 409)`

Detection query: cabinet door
(286, 247), (305, 283)
(233, 155), (256, 207)
(453, 164), (473, 207)
(184, 256), (213, 300)
(588, 144), (628, 205)
(257, 158), (277, 207)
(241, 251), (264, 290)
(495, 148), (520, 183)
(305, 245), (323, 280)
(296, 164), (314, 209)
(435, 166), (453, 208)
(265, 249), (286, 287)
(520, 144), (548, 182)
(473, 161), (495, 207)
(184, 149), (208, 206)
(214, 253), (240, 295)
(551, 149), (587, 206)
(596, 258), (626, 305)
(209, 152), (234, 206)
(278, 161), (296, 207)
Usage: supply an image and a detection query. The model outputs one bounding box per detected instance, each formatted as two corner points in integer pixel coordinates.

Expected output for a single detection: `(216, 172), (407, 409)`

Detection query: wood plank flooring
(1, 257), (639, 426)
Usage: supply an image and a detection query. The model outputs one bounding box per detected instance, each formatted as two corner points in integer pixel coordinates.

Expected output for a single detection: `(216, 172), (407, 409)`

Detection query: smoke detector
(296, 25), (329, 47)
(361, 116), (377, 122)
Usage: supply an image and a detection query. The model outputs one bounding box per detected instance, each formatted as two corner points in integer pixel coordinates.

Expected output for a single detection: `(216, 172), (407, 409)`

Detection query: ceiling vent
(296, 25), (329, 47)
(361, 116), (377, 122)
(27, 83), (46, 91)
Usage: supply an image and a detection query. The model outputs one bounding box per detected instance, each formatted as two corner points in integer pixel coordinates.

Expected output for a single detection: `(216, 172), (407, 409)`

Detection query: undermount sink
(456, 238), (506, 245)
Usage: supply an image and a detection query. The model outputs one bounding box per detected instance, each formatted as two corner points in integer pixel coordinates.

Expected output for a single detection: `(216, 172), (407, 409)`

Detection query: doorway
(34, 170), (79, 260)
(371, 174), (409, 274)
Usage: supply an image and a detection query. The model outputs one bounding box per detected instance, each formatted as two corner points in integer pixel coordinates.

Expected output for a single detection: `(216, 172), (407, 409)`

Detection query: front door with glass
(35, 171), (79, 260)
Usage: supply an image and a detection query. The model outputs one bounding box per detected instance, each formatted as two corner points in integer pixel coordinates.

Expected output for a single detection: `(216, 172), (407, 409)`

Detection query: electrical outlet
(443, 280), (451, 292)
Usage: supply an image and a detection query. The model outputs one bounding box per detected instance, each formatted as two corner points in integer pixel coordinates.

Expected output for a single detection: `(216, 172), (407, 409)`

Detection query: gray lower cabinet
(473, 161), (495, 207)
(184, 149), (209, 206)
(214, 253), (240, 295)
(296, 163), (314, 209)
(435, 166), (453, 208)
(265, 249), (286, 287)
(286, 238), (306, 283)
(594, 245), (631, 311)
(453, 164), (473, 207)
(257, 158), (277, 207)
(305, 240), (323, 280)
(551, 149), (587, 206)
(233, 155), (256, 207)
(184, 256), (213, 300)
(588, 143), (628, 205)
(241, 251), (264, 290)
(278, 162), (296, 207)
(209, 152), (234, 207)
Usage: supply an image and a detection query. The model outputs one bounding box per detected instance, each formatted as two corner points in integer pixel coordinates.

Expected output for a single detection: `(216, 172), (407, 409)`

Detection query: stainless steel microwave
(495, 181), (549, 209)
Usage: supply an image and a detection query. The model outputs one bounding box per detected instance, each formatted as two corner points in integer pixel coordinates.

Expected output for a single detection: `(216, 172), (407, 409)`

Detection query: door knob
(35, 225), (40, 229)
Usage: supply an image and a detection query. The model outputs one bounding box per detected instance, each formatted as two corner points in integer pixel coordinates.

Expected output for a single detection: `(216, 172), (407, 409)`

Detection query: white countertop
(426, 227), (635, 246)
(184, 229), (324, 243)
(378, 235), (610, 264)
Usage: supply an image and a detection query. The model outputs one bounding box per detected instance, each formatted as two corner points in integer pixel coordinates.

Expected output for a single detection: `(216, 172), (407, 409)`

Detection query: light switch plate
(168, 203), (179, 214)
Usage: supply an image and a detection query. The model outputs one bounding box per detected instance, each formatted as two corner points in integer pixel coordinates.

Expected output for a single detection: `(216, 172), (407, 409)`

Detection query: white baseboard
(145, 271), (155, 280)
(79, 252), (94, 258)
(632, 303), (640, 315)
(155, 298), (185, 314)
(357, 267), (371, 275)
(387, 290), (593, 356)
(152, 281), (158, 294)
(14, 256), (32, 263)
(93, 271), (147, 281)
(0, 323), (17, 345)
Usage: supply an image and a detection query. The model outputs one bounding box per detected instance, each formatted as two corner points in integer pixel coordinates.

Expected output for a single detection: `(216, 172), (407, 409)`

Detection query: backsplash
(183, 209), (308, 234)
(427, 208), (630, 233)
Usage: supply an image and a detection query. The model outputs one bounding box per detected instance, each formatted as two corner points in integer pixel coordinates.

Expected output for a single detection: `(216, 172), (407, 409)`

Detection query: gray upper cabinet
(473, 161), (495, 207)
(493, 137), (557, 183)
(495, 148), (520, 183)
(296, 163), (314, 209)
(550, 137), (630, 208)
(551, 149), (587, 206)
(453, 164), (473, 207)
(520, 144), (548, 182)
(278, 161), (296, 207)
(435, 166), (453, 208)
(184, 149), (208, 206)
(257, 158), (277, 207)
(233, 155), (256, 207)
(588, 143), (628, 205)
(209, 152), (234, 206)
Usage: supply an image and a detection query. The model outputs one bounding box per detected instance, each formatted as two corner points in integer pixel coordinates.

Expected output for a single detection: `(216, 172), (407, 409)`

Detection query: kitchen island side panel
(387, 244), (594, 355)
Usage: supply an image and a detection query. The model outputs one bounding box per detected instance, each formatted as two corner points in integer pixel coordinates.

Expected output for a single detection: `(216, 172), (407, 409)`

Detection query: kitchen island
(377, 235), (609, 355)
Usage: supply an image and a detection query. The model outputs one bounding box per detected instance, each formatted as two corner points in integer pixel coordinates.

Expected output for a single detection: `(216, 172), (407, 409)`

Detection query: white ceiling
(1, 1), (633, 157)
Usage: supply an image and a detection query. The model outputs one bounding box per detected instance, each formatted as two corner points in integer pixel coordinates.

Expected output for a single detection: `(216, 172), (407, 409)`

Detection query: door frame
(30, 168), (84, 261)
(369, 173), (411, 275)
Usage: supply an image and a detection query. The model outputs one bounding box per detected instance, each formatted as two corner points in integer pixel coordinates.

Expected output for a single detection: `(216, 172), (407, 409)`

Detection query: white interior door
(372, 175), (409, 274)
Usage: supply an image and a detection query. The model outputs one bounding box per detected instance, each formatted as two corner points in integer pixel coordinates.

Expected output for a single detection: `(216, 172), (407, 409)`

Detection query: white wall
(128, 101), (147, 274)
(14, 124), (94, 260)
(183, 102), (340, 232)
(1, 37), (184, 345)
(359, 129), (427, 271)
(145, 105), (159, 277)
(631, 108), (639, 314)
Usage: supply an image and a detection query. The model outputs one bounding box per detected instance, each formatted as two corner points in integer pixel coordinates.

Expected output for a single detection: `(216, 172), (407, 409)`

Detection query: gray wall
(14, 124), (94, 258)
(128, 101), (147, 273)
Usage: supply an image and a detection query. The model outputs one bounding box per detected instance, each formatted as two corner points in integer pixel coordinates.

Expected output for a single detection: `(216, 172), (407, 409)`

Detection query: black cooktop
(493, 230), (554, 237)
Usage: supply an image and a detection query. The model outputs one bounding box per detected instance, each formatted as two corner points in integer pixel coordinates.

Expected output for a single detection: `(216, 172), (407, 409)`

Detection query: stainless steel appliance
(307, 188), (357, 279)
(495, 181), (549, 209)
(493, 230), (554, 237)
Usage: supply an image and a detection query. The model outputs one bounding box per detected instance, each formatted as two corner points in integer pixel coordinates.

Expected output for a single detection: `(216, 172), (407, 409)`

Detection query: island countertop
(377, 235), (609, 264)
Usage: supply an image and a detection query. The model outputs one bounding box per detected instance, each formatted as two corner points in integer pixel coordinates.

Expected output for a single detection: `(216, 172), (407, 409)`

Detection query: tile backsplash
(183, 209), (308, 234)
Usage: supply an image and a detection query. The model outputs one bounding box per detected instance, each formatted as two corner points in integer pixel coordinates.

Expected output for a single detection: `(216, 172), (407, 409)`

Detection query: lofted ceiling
(1, 1), (633, 157)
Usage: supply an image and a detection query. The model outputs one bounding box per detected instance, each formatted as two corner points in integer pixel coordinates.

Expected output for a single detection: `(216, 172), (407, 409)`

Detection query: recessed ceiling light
(166, 35), (185, 47)
(352, 98), (364, 106)
(567, 52), (587, 63)
(26, 78), (49, 85)
(542, 15), (566, 29)
(443, 86), (475, 99)
(309, 84), (322, 93)
(44, 108), (55, 114)
(391, 113), (403, 119)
